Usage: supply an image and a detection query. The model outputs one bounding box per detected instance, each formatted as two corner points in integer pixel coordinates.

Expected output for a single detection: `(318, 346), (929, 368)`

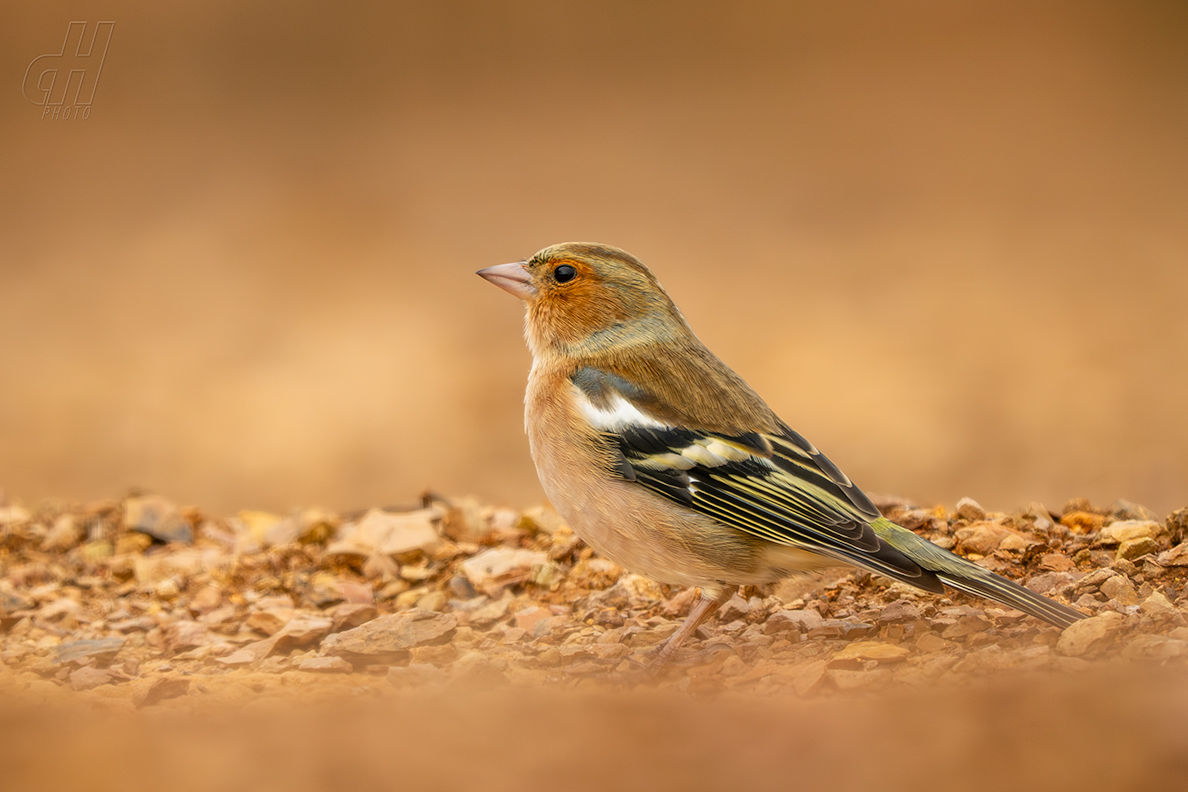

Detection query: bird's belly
(544, 473), (727, 587)
(542, 469), (837, 588)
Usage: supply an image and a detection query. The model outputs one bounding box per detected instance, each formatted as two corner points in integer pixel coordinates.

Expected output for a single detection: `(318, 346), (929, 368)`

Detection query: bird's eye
(553, 264), (577, 283)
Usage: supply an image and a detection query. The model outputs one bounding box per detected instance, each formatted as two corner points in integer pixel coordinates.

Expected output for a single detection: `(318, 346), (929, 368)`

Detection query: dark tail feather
(870, 517), (1085, 628)
(937, 571), (1085, 629)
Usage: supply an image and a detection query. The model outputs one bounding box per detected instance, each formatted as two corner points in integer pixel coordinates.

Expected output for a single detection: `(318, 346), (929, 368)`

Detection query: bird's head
(478, 242), (688, 357)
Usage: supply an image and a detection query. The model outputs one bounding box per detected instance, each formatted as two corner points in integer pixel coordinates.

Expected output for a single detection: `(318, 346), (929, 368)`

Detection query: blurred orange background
(2, 0), (1186, 517)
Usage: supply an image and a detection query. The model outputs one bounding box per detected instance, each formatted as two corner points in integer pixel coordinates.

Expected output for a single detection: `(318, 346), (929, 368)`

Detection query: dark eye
(553, 264), (577, 283)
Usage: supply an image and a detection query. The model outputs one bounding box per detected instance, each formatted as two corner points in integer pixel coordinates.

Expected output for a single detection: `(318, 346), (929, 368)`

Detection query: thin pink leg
(650, 585), (738, 664)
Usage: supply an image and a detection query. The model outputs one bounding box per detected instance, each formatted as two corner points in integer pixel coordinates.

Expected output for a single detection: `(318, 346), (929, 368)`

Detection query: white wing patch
(572, 383), (767, 482)
(575, 391), (668, 432)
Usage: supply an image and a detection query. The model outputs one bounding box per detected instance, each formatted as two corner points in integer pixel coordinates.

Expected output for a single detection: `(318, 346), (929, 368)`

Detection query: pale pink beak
(477, 261), (536, 300)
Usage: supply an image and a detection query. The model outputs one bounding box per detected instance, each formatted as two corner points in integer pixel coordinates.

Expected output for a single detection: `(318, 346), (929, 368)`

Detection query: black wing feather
(611, 423), (938, 586)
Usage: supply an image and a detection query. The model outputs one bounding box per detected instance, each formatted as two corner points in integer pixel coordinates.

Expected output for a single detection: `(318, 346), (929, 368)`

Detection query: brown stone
(459, 547), (547, 595)
(764, 609), (824, 635)
(331, 603), (379, 632)
(246, 608), (294, 636)
(1061, 511), (1105, 535)
(164, 620), (211, 653)
(1038, 553), (1075, 572)
(189, 584), (223, 615)
(137, 677), (191, 707)
(198, 605), (239, 631)
(1167, 509), (1188, 544)
(954, 522), (1016, 555)
(941, 615), (992, 640)
(1075, 568), (1118, 592)
(53, 637), (126, 666)
(1097, 520), (1161, 547)
(999, 533), (1038, 552)
(416, 590), (447, 612)
(326, 508), (442, 558)
(915, 633), (952, 653)
(791, 660), (828, 697)
(467, 597), (510, 627)
(532, 615), (569, 640)
(303, 572), (348, 607)
(296, 656), (353, 673)
(513, 605), (551, 633)
(1122, 634), (1188, 662)
(214, 647), (261, 667)
(408, 644), (458, 665)
(1055, 611), (1125, 657)
(1140, 591), (1176, 619)
(954, 497), (986, 521)
(68, 666), (113, 691)
(338, 581), (375, 605)
(521, 505), (565, 534)
(321, 610), (457, 664)
(278, 615), (334, 646)
(41, 515), (84, 551)
(1099, 575), (1139, 605)
(215, 636), (280, 666)
(878, 600), (921, 623)
(1157, 542), (1188, 566)
(1116, 537), (1159, 561)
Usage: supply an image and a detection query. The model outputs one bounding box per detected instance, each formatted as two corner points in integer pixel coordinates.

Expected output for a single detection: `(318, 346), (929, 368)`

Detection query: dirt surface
(3, 489), (1188, 789)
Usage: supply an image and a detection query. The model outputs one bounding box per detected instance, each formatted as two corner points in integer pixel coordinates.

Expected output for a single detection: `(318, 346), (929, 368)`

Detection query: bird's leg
(648, 585), (738, 665)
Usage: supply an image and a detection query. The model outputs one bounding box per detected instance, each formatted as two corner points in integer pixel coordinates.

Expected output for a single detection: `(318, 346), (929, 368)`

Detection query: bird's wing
(620, 422), (949, 591)
(570, 366), (944, 590)
(570, 366), (1085, 629)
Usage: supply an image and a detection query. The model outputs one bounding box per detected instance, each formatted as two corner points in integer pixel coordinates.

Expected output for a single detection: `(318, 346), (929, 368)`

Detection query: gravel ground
(2, 490), (1187, 790)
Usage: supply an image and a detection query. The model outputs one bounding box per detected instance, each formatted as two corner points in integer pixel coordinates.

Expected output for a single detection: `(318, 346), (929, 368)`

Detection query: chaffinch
(478, 242), (1083, 661)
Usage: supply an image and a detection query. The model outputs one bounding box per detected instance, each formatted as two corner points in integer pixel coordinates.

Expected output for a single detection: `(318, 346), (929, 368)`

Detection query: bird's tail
(872, 517), (1084, 629)
(933, 569), (1084, 628)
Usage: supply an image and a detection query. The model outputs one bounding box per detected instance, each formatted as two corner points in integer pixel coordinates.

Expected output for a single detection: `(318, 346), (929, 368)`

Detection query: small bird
(478, 242), (1083, 661)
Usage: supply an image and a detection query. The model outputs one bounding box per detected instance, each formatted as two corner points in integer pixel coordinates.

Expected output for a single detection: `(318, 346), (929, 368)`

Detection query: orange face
(478, 242), (681, 355)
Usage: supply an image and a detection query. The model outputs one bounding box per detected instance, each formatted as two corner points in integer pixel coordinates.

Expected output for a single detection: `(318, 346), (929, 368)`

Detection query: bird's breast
(522, 360), (779, 588)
